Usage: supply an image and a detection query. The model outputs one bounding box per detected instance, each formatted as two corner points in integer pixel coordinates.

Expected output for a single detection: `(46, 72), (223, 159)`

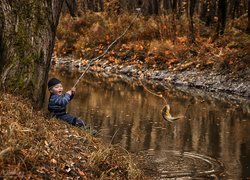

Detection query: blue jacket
(48, 93), (85, 126)
(48, 93), (74, 117)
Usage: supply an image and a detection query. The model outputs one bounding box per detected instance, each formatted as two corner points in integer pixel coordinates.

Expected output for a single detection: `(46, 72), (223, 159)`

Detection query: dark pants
(57, 113), (86, 127)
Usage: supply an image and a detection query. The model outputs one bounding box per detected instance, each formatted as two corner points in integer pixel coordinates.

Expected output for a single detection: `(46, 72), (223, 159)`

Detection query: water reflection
(47, 69), (250, 179)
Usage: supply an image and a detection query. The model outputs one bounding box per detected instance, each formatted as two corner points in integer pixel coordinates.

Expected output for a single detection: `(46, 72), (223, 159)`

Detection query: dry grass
(0, 92), (143, 179)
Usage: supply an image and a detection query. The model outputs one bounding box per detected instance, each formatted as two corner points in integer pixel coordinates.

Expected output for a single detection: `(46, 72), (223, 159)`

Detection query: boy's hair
(48, 78), (61, 89)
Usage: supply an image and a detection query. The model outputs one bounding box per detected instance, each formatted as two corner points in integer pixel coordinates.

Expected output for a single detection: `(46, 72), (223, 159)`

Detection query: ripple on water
(139, 150), (224, 179)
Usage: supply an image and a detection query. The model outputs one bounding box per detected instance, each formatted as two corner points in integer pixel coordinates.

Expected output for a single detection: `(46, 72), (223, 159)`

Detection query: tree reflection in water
(47, 70), (250, 179)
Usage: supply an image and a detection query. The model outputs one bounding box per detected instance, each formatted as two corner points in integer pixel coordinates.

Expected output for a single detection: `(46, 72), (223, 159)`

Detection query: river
(47, 68), (250, 179)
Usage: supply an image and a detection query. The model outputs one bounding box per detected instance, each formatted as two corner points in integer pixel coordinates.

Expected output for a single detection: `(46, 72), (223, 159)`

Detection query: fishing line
(139, 72), (182, 122)
(139, 73), (168, 105)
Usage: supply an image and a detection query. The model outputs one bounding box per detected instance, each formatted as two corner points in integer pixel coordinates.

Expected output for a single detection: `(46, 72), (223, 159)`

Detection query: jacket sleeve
(53, 93), (72, 106)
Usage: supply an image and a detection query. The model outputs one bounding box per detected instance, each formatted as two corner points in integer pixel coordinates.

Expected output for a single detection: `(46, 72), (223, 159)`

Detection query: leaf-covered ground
(0, 93), (143, 179)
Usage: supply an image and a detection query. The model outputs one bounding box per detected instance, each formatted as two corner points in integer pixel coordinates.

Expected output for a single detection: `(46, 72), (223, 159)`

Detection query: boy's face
(50, 83), (63, 95)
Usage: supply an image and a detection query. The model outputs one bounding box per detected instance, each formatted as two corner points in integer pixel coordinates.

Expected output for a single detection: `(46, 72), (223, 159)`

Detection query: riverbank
(52, 54), (250, 100)
(0, 93), (143, 179)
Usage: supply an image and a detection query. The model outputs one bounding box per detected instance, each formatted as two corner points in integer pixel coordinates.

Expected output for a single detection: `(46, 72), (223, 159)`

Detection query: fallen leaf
(78, 169), (86, 176)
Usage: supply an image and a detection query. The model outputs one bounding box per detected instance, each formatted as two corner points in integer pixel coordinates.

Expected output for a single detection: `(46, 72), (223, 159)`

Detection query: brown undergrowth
(0, 92), (143, 179)
(55, 12), (250, 78)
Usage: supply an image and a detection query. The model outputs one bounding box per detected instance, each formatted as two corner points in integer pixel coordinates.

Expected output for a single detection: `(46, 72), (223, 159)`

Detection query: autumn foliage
(55, 11), (249, 76)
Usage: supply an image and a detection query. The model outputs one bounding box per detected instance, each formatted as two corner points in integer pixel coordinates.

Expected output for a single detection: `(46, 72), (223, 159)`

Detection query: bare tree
(217, 0), (227, 35)
(188, 0), (197, 43)
(199, 0), (215, 26)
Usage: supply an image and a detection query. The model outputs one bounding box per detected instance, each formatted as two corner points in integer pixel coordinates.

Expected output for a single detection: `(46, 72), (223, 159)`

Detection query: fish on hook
(161, 105), (182, 122)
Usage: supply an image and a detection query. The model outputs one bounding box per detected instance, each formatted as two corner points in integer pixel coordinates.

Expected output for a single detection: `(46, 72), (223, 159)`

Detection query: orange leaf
(205, 60), (213, 65)
(131, 54), (137, 60)
(78, 169), (86, 176)
(228, 59), (233, 64)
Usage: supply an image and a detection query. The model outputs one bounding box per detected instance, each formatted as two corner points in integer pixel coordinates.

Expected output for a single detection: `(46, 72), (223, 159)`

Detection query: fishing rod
(73, 9), (141, 88)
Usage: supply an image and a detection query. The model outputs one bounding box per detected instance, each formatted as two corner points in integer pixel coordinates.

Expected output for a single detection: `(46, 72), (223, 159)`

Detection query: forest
(0, 0), (250, 179)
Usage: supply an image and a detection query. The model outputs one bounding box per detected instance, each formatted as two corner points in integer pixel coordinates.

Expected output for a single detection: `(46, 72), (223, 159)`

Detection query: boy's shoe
(90, 129), (98, 136)
(83, 126), (98, 136)
(75, 119), (86, 127)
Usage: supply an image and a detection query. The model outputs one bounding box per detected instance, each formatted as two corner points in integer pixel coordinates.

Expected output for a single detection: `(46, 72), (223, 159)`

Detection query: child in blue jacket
(47, 77), (86, 127)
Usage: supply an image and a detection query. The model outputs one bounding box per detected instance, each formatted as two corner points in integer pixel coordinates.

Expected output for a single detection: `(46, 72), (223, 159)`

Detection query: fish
(161, 105), (182, 122)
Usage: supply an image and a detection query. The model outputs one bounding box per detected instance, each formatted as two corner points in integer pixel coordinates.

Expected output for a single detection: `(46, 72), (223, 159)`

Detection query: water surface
(47, 69), (250, 179)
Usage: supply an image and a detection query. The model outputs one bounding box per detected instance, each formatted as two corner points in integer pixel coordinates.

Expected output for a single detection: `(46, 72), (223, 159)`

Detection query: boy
(47, 77), (86, 127)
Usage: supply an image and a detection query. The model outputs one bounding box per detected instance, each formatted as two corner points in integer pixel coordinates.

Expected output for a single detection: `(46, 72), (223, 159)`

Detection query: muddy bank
(52, 57), (250, 99)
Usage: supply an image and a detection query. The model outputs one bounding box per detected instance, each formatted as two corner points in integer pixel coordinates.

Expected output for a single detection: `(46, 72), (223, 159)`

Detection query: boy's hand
(66, 88), (76, 95)
(71, 87), (76, 94)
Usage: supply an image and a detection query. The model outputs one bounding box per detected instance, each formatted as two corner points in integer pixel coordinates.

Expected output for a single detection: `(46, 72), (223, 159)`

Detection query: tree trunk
(199, 0), (207, 23)
(163, 0), (170, 11)
(153, 0), (159, 15)
(65, 0), (77, 16)
(99, 0), (104, 11)
(148, 0), (154, 15)
(188, 0), (196, 43)
(247, 0), (250, 34)
(0, 0), (76, 109)
(217, 0), (227, 35)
